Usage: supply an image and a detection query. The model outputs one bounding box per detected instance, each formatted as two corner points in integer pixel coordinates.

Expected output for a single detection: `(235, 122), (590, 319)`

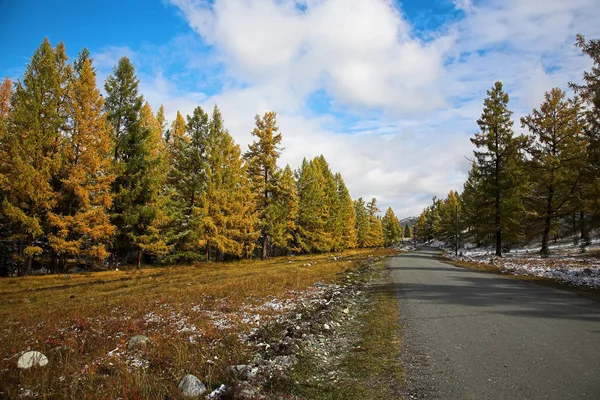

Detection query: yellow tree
(336, 173), (357, 249)
(200, 106), (258, 260)
(365, 198), (384, 247)
(47, 54), (115, 268)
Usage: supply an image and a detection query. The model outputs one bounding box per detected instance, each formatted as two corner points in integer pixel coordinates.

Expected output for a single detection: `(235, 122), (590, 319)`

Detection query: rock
(17, 351), (48, 369)
(323, 323), (330, 330)
(126, 335), (150, 351)
(178, 374), (207, 398)
(273, 355), (297, 368)
(342, 308), (349, 314)
(207, 384), (227, 399)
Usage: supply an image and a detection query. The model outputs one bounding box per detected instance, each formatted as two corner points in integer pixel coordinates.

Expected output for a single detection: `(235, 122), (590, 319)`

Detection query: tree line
(414, 35), (600, 257)
(0, 38), (408, 276)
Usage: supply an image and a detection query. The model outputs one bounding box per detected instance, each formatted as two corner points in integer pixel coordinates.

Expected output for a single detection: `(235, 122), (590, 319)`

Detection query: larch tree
(365, 198), (384, 247)
(296, 158), (328, 252)
(354, 198), (369, 248)
(0, 77), (12, 274)
(104, 57), (160, 268)
(471, 81), (527, 256)
(404, 225), (412, 239)
(268, 165), (299, 255)
(570, 35), (600, 241)
(336, 173), (357, 249)
(166, 106), (209, 262)
(244, 111), (282, 259)
(1, 38), (70, 275)
(313, 156), (339, 250)
(200, 106), (258, 260)
(47, 53), (115, 268)
(521, 88), (586, 256)
(438, 190), (461, 254)
(382, 207), (401, 247)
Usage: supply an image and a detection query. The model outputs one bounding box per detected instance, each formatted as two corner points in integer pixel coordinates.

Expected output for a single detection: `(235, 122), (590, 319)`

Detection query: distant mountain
(399, 216), (418, 227)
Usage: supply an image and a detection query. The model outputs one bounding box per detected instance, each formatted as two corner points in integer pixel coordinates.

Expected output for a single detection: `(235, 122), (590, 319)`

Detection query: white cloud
(113, 0), (600, 217)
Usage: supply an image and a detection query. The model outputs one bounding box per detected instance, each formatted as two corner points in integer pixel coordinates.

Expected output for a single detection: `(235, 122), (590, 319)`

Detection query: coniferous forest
(0, 39), (406, 276)
(414, 35), (600, 257)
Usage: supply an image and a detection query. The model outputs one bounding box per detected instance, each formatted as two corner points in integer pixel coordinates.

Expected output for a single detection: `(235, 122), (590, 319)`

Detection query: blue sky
(1, 0), (599, 218)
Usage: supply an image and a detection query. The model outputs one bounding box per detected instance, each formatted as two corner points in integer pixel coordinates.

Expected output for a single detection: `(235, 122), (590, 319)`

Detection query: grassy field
(0, 249), (395, 399)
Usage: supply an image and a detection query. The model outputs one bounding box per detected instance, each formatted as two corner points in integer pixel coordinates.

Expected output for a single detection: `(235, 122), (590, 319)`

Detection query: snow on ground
(444, 238), (600, 289)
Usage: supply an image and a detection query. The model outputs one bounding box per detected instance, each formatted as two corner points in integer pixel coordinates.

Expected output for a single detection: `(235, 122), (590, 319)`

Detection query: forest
(0, 38), (407, 276)
(414, 35), (600, 257)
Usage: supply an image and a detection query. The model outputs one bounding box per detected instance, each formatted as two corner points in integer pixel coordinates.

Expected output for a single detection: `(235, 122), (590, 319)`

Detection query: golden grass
(0, 249), (394, 399)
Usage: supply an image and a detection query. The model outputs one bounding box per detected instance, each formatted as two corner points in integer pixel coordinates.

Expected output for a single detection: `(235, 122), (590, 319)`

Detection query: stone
(178, 374), (207, 398)
(342, 308), (350, 314)
(126, 335), (150, 351)
(17, 351), (48, 369)
(207, 384), (227, 399)
(323, 323), (330, 330)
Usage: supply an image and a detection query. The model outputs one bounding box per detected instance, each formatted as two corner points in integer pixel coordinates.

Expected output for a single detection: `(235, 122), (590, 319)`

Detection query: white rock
(207, 384), (226, 399)
(17, 351), (48, 369)
(323, 323), (330, 330)
(342, 308), (350, 314)
(126, 335), (150, 351)
(178, 374), (206, 398)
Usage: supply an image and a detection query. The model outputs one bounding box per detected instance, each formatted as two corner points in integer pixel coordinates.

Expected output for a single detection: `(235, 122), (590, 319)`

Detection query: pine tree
(461, 162), (491, 246)
(335, 173), (357, 249)
(521, 88), (586, 255)
(47, 54), (115, 268)
(413, 213), (427, 242)
(269, 165), (299, 254)
(382, 207), (401, 247)
(166, 106), (209, 262)
(313, 156), (339, 250)
(104, 57), (160, 268)
(404, 225), (412, 239)
(296, 159), (329, 252)
(365, 198), (384, 247)
(244, 111), (282, 259)
(354, 198), (369, 248)
(471, 81), (527, 256)
(570, 35), (600, 240)
(200, 106), (258, 260)
(438, 191), (461, 254)
(1, 38), (70, 274)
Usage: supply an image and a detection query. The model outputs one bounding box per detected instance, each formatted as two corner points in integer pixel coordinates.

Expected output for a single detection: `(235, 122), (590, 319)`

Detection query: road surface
(389, 248), (600, 400)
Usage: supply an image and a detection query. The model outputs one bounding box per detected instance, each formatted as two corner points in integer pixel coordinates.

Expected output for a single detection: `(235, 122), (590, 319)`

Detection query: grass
(0, 249), (395, 399)
(266, 264), (404, 400)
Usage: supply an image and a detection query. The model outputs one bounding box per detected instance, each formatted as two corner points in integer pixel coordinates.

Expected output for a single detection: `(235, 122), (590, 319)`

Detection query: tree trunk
(495, 194), (502, 257)
(580, 211), (590, 246)
(137, 249), (142, 269)
(262, 231), (268, 260)
(573, 212), (579, 245)
(541, 186), (554, 257)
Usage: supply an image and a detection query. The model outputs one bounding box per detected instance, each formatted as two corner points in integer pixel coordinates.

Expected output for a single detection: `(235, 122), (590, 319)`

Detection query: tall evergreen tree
(354, 198), (369, 248)
(365, 198), (384, 247)
(313, 156), (339, 250)
(1, 38), (70, 274)
(269, 165), (299, 254)
(335, 173), (357, 249)
(521, 88), (586, 255)
(471, 81), (526, 256)
(382, 207), (401, 247)
(296, 159), (328, 252)
(104, 57), (160, 267)
(244, 111), (282, 259)
(47, 55), (115, 268)
(200, 106), (258, 260)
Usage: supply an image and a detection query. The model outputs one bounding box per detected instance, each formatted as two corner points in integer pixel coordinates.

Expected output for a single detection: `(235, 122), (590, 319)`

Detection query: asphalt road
(389, 248), (600, 400)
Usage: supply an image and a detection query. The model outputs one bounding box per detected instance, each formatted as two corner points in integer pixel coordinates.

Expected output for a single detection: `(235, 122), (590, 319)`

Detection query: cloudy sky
(1, 0), (599, 218)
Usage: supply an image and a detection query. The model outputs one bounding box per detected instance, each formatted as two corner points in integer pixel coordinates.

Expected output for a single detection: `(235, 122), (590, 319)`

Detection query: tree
(365, 198), (384, 247)
(268, 165), (299, 254)
(104, 57), (161, 268)
(570, 35), (600, 241)
(47, 55), (115, 268)
(336, 173), (357, 249)
(200, 106), (258, 260)
(313, 156), (339, 250)
(244, 111), (282, 259)
(382, 207), (401, 247)
(521, 88), (586, 255)
(1, 38), (70, 275)
(438, 191), (461, 254)
(354, 198), (369, 247)
(471, 81), (527, 256)
(404, 224), (412, 239)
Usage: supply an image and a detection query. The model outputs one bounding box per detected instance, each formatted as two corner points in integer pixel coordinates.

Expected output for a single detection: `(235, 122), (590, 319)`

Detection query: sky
(1, 0), (599, 219)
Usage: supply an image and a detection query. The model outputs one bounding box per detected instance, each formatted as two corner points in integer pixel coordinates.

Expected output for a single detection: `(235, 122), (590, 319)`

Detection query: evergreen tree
(47, 55), (115, 268)
(570, 35), (600, 240)
(461, 162), (491, 246)
(335, 173), (357, 249)
(471, 81), (526, 256)
(296, 159), (328, 252)
(404, 224), (412, 239)
(365, 198), (384, 247)
(438, 191), (461, 254)
(104, 57), (160, 267)
(200, 106), (258, 260)
(313, 156), (339, 250)
(244, 111), (282, 259)
(354, 198), (369, 247)
(521, 88), (586, 255)
(382, 207), (401, 247)
(1, 38), (70, 274)
(269, 165), (299, 254)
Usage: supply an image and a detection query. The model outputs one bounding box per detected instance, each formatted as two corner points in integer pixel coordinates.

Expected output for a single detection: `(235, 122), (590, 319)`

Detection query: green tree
(404, 224), (412, 239)
(244, 111), (283, 259)
(296, 159), (328, 252)
(336, 173), (357, 249)
(382, 207), (401, 247)
(354, 198), (369, 248)
(521, 88), (586, 255)
(365, 198), (384, 247)
(269, 165), (299, 254)
(1, 38), (70, 274)
(471, 81), (527, 256)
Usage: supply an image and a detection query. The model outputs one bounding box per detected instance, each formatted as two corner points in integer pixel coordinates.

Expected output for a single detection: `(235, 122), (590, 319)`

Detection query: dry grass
(0, 249), (394, 399)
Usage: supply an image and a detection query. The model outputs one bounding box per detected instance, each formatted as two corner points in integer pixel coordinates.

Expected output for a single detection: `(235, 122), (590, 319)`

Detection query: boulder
(126, 335), (150, 351)
(178, 374), (206, 398)
(17, 351), (48, 369)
